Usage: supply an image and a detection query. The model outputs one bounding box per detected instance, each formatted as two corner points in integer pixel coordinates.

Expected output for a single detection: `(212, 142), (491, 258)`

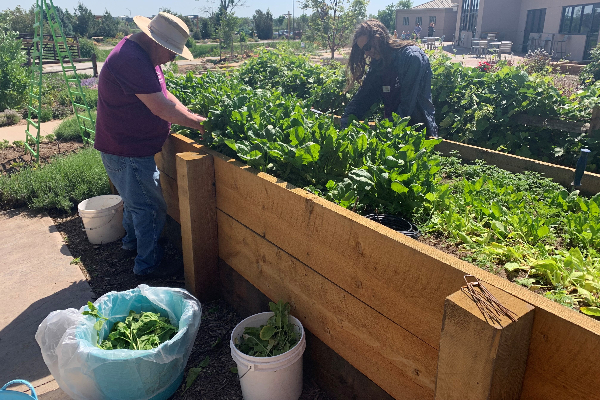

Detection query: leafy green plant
(83, 301), (178, 350)
(82, 301), (108, 336)
(54, 111), (97, 142)
(580, 43), (600, 86)
(98, 310), (178, 350)
(429, 52), (600, 171)
(0, 16), (28, 111)
(235, 301), (299, 357)
(0, 147), (109, 211)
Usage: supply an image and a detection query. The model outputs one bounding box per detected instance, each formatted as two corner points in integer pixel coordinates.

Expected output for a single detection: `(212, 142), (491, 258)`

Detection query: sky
(3, 0), (429, 20)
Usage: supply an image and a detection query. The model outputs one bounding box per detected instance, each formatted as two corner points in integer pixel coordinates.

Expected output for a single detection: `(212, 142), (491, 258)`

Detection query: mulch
(48, 212), (332, 400)
(0, 140), (331, 399)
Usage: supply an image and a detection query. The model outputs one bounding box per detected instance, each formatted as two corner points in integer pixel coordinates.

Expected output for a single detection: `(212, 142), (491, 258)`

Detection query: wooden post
(91, 53), (98, 77)
(435, 283), (534, 400)
(176, 152), (219, 301)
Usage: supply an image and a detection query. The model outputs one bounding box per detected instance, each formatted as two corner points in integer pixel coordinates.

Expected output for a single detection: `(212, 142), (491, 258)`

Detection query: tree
(72, 3), (95, 38)
(218, 12), (238, 57)
(93, 11), (118, 38)
(302, 0), (367, 59)
(253, 9), (273, 40)
(375, 1), (412, 32)
(0, 14), (29, 111)
(5, 6), (35, 35)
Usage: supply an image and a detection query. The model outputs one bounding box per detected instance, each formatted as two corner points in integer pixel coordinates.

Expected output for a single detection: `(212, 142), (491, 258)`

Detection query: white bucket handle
(236, 339), (306, 378)
(80, 210), (118, 232)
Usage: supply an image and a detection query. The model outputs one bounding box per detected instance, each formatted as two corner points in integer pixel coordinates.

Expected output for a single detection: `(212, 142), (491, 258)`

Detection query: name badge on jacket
(382, 86), (391, 93)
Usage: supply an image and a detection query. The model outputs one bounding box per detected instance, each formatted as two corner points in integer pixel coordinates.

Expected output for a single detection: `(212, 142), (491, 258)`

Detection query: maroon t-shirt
(94, 37), (170, 157)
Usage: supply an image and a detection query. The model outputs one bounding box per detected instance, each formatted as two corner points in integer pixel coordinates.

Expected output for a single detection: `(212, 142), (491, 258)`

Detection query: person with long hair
(341, 19), (438, 138)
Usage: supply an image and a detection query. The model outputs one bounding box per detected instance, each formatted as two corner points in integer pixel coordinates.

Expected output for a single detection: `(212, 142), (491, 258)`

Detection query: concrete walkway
(0, 120), (64, 144)
(0, 209), (93, 399)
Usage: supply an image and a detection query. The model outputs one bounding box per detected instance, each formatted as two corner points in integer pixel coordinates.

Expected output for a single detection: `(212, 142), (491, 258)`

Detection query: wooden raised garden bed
(156, 133), (600, 400)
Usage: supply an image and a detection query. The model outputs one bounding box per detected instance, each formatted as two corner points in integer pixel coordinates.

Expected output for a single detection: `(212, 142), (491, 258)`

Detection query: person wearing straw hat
(95, 12), (206, 279)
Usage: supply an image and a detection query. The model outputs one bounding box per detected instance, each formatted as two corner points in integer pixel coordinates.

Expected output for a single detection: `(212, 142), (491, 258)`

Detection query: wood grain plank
(176, 152), (219, 301)
(159, 171), (179, 224)
(218, 210), (437, 399)
(435, 285), (534, 400)
(164, 134), (600, 399)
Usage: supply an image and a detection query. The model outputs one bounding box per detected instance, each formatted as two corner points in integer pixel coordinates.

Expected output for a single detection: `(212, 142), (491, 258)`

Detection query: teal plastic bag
(36, 285), (201, 400)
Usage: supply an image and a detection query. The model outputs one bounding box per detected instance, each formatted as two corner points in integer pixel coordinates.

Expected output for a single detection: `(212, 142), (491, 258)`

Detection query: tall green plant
(0, 14), (28, 111)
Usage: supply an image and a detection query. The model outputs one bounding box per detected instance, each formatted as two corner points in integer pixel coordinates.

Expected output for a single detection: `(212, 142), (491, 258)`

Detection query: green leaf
(185, 368), (202, 391)
(260, 325), (277, 340)
(580, 307), (600, 317)
(537, 226), (550, 238)
(504, 262), (522, 272)
(391, 181), (408, 194)
(198, 356), (210, 368)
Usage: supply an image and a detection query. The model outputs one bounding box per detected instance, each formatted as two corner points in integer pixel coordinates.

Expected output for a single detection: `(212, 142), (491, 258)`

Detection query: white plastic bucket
(78, 195), (125, 245)
(230, 312), (306, 400)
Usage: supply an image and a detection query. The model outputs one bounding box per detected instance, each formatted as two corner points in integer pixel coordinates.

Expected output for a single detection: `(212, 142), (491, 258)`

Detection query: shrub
(186, 36), (195, 49)
(521, 48), (553, 74)
(54, 111), (97, 141)
(580, 44), (600, 86)
(0, 17), (29, 111)
(0, 109), (21, 126)
(79, 37), (97, 58)
(0, 147), (109, 211)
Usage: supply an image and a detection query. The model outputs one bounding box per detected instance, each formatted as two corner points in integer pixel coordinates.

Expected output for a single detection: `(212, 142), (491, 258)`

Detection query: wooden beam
(435, 284), (534, 400)
(217, 210), (437, 399)
(210, 149), (475, 349)
(159, 172), (179, 224)
(176, 152), (218, 301)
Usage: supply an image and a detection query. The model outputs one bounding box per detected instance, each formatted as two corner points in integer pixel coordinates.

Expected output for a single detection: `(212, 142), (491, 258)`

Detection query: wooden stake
(176, 152), (218, 301)
(435, 284), (534, 400)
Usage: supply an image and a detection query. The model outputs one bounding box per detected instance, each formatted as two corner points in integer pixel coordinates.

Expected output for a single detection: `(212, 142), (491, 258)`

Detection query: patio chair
(498, 41), (513, 60)
(472, 40), (488, 58)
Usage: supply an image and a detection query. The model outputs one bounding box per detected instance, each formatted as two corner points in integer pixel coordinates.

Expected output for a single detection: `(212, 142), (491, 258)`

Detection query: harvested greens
(235, 300), (299, 357)
(83, 301), (178, 350)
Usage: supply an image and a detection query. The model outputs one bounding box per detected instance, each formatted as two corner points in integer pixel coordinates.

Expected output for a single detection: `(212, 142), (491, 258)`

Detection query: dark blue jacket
(341, 45), (438, 138)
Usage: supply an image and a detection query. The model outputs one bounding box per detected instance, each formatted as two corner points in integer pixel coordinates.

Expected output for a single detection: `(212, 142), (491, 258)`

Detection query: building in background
(395, 0), (458, 41)
(396, 0), (600, 62)
(456, 0), (600, 61)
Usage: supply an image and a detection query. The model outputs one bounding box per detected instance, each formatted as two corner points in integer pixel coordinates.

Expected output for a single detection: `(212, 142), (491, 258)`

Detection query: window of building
(416, 16), (422, 26)
(460, 0), (480, 34)
(403, 17), (410, 26)
(429, 16), (436, 24)
(561, 3), (600, 34)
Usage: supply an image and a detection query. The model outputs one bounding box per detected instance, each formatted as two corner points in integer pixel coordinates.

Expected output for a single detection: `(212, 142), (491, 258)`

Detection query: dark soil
(48, 212), (332, 400)
(0, 141), (84, 175)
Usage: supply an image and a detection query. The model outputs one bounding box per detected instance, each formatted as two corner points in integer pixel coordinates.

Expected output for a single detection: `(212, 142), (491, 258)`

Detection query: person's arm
(341, 66), (381, 129)
(136, 91), (206, 135)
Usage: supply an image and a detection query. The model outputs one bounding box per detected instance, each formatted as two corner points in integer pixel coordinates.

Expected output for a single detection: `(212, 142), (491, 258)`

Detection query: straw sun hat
(133, 12), (194, 60)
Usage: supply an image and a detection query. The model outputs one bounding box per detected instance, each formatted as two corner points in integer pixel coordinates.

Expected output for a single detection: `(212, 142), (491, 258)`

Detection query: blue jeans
(100, 152), (166, 275)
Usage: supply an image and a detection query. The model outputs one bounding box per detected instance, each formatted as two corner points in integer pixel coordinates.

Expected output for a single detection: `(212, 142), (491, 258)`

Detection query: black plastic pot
(365, 214), (420, 239)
